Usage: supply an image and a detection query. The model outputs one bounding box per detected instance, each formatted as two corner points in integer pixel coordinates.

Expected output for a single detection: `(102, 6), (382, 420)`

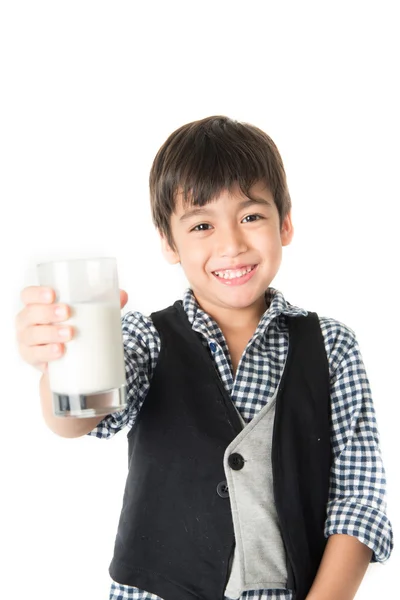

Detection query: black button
(228, 453), (245, 470)
(217, 481), (229, 498)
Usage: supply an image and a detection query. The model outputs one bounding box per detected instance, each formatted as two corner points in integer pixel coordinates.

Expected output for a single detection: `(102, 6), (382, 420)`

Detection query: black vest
(109, 301), (332, 600)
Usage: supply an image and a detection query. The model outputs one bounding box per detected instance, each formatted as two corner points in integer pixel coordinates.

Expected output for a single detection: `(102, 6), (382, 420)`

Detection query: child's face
(161, 181), (293, 319)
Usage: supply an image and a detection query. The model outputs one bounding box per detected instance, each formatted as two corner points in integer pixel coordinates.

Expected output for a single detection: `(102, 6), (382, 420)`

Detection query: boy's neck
(194, 293), (269, 335)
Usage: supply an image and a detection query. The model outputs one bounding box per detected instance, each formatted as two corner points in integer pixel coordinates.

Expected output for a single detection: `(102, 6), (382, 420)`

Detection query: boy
(16, 116), (393, 600)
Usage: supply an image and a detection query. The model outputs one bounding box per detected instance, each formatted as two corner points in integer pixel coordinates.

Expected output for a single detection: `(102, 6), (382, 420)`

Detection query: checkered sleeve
(320, 319), (393, 562)
(87, 310), (161, 439)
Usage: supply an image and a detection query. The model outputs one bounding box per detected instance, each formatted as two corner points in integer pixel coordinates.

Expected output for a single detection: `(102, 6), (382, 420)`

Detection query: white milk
(48, 302), (126, 395)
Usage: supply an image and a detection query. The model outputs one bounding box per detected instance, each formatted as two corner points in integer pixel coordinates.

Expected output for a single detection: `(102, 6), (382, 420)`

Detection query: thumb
(119, 289), (128, 309)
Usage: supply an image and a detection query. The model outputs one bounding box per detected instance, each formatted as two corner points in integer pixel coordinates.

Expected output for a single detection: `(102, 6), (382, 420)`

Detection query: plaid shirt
(89, 287), (393, 600)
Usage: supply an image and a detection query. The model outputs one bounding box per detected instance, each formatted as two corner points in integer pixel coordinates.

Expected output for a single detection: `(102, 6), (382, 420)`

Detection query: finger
(18, 340), (66, 368)
(120, 289), (128, 309)
(31, 360), (50, 375)
(20, 286), (55, 306)
(16, 303), (70, 334)
(21, 324), (73, 347)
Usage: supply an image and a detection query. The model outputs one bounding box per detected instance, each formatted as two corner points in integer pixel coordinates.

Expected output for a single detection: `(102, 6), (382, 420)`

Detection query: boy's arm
(306, 534), (372, 600)
(313, 328), (393, 597)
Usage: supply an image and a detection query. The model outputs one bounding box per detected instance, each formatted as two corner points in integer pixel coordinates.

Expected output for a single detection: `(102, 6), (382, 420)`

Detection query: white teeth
(214, 266), (254, 279)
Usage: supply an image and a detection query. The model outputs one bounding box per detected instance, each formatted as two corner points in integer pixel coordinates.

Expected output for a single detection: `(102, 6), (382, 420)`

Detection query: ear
(280, 211), (294, 247)
(159, 232), (180, 264)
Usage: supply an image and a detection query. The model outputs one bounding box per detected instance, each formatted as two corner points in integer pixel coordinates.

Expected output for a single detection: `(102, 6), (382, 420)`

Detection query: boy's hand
(15, 286), (129, 374)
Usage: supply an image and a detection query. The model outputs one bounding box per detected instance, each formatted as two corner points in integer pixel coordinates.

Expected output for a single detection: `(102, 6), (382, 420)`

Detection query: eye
(191, 223), (212, 232)
(242, 213), (264, 223)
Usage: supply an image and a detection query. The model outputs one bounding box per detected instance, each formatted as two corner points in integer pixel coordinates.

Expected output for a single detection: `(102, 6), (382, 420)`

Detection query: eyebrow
(178, 197), (273, 222)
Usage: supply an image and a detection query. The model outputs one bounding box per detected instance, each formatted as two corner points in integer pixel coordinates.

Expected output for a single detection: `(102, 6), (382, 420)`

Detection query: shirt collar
(182, 287), (307, 338)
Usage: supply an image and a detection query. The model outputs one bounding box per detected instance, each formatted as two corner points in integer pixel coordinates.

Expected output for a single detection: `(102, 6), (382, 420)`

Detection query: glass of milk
(37, 257), (127, 418)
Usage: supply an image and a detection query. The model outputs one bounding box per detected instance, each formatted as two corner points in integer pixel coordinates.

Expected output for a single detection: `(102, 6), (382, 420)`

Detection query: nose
(217, 224), (248, 258)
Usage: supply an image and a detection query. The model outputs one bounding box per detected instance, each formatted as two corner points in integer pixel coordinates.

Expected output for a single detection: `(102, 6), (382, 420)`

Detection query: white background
(1, 1), (398, 598)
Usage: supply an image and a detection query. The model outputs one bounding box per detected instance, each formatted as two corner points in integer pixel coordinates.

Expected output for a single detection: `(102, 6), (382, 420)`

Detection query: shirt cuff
(324, 499), (394, 563)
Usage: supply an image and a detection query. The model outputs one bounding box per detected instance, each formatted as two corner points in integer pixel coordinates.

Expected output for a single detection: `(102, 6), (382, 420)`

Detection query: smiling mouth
(212, 264), (258, 280)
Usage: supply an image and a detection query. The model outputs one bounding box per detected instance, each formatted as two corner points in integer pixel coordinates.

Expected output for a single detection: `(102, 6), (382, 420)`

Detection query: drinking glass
(37, 257), (127, 418)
